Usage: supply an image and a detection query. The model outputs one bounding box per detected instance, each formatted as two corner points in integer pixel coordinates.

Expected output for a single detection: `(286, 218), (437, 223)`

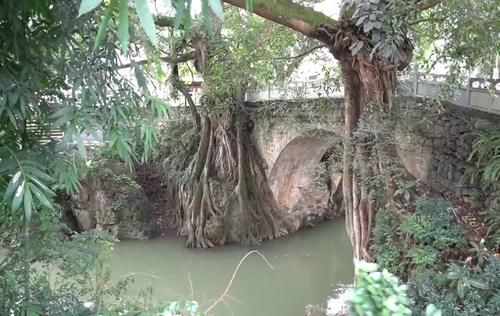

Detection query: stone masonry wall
(251, 98), (344, 173)
(250, 97), (500, 193)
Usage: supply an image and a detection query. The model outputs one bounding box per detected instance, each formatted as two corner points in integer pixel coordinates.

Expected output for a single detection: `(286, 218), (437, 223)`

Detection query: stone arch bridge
(248, 96), (500, 225)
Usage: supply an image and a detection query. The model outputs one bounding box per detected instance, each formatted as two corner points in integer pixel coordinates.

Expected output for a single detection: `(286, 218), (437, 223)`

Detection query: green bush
(372, 210), (404, 274)
(372, 197), (500, 315)
(348, 260), (413, 316)
(348, 260), (441, 316)
(399, 198), (466, 250)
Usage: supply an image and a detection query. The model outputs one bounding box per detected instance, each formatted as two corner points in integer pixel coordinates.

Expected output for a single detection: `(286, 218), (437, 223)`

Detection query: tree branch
(271, 45), (326, 61)
(394, 0), (444, 16)
(223, 0), (338, 41)
(117, 51), (196, 69)
(155, 15), (175, 28)
(409, 17), (445, 26)
(172, 64), (201, 130)
(415, 0), (444, 11)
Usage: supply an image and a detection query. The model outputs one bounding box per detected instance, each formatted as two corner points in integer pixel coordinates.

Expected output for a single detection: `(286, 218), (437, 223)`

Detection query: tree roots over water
(161, 112), (289, 248)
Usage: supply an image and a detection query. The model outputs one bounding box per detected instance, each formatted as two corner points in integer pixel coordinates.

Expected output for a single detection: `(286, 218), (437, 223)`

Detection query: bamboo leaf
(245, 0), (254, 11)
(93, 0), (116, 52)
(30, 183), (54, 210)
(118, 0), (130, 53)
(174, 0), (186, 29)
(134, 0), (158, 46)
(208, 0), (224, 20)
(23, 188), (32, 221)
(78, 0), (103, 17)
(202, 0), (213, 36)
(12, 180), (25, 211)
(5, 171), (22, 200)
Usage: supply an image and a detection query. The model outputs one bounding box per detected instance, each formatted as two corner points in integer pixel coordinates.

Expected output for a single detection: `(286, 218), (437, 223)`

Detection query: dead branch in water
(204, 250), (274, 315)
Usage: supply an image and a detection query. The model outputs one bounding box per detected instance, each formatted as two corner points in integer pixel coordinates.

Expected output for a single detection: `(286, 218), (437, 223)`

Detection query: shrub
(348, 260), (442, 316)
(348, 260), (413, 316)
(399, 198), (466, 250)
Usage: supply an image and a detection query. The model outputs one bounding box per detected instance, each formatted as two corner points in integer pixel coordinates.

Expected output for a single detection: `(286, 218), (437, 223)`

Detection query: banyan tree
(91, 0), (498, 256)
(152, 8), (322, 247)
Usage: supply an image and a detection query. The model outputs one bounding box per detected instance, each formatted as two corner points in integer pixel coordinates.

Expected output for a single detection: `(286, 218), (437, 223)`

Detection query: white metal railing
(241, 73), (500, 115)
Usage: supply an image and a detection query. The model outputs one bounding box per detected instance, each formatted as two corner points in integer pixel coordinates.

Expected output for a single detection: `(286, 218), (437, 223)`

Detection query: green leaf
(134, 0), (158, 46)
(30, 184), (54, 210)
(93, 0), (116, 52)
(174, 0), (186, 29)
(134, 65), (150, 96)
(78, 0), (103, 17)
(5, 171), (22, 200)
(208, 0), (224, 20)
(245, 0), (254, 11)
(118, 0), (130, 54)
(470, 279), (489, 290)
(23, 188), (32, 221)
(201, 0), (213, 36)
(12, 180), (25, 211)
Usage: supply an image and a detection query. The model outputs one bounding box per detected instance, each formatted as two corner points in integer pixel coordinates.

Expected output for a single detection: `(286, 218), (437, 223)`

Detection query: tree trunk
(175, 92), (288, 247)
(339, 58), (374, 260)
(330, 33), (405, 259)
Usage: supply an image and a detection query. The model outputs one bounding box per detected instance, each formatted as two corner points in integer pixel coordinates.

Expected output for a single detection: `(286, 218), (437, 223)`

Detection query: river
(110, 220), (353, 316)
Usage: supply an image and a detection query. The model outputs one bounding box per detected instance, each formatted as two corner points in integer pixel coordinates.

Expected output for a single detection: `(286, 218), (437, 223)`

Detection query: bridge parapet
(245, 73), (500, 115)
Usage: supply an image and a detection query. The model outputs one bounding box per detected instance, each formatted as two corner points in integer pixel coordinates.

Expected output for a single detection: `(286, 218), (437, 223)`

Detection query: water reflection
(110, 220), (353, 316)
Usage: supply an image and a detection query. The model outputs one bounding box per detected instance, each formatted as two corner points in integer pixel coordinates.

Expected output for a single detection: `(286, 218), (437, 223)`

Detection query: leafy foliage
(398, 198), (466, 250)
(348, 260), (441, 316)
(0, 0), (171, 313)
(341, 0), (413, 64)
(372, 197), (500, 316)
(467, 127), (500, 188)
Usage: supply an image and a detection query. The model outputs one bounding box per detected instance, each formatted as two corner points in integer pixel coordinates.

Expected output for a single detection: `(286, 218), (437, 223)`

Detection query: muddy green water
(110, 220), (353, 316)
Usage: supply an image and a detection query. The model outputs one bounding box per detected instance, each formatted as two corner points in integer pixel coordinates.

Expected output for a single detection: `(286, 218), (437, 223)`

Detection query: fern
(407, 246), (438, 268)
(468, 127), (500, 187)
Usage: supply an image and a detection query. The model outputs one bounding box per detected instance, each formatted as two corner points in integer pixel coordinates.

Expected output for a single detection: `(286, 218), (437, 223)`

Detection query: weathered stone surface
(70, 160), (156, 240)
(268, 133), (343, 231)
(253, 98), (500, 194)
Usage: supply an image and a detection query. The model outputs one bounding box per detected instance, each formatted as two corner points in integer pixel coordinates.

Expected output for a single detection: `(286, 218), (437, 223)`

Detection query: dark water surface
(110, 220), (353, 316)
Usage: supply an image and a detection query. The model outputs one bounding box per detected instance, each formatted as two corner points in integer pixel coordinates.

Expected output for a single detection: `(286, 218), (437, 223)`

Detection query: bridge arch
(268, 130), (344, 231)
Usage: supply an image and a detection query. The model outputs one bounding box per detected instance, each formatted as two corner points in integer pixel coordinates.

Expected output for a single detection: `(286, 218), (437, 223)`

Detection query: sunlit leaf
(118, 0), (130, 54)
(78, 0), (103, 17)
(12, 180), (25, 211)
(23, 188), (32, 221)
(29, 183), (54, 210)
(5, 171), (22, 200)
(209, 0), (224, 20)
(134, 0), (158, 46)
(93, 0), (116, 52)
(174, 0), (187, 29)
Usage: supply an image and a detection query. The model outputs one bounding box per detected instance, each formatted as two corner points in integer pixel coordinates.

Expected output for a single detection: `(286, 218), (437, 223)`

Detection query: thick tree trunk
(177, 104), (288, 248)
(339, 59), (374, 260)
(330, 30), (406, 259)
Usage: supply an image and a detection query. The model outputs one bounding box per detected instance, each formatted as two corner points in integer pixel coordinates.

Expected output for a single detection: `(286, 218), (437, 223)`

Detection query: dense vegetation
(1, 0), (499, 315)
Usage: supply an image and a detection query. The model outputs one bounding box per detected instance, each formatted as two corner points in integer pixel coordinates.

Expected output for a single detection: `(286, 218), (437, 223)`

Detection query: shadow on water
(110, 219), (353, 316)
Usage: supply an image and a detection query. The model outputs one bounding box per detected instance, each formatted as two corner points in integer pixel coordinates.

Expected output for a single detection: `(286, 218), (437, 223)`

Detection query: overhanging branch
(118, 51), (196, 69)
(253, 45), (326, 62)
(223, 0), (338, 41)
